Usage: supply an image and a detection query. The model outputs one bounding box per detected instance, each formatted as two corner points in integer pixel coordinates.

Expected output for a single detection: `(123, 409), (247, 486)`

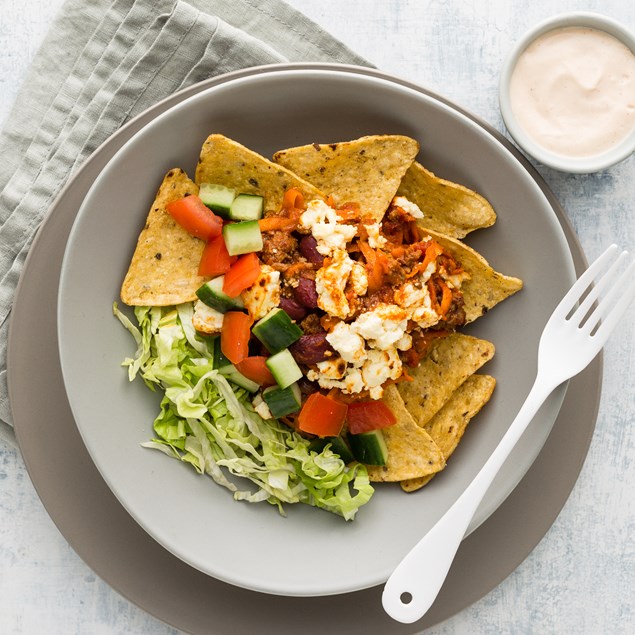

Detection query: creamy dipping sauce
(510, 26), (635, 158)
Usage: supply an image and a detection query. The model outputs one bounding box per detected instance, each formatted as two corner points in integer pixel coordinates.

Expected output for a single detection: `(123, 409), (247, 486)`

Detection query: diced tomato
(235, 356), (276, 387)
(220, 312), (253, 365)
(347, 401), (397, 435)
(223, 253), (261, 298)
(198, 235), (237, 277)
(298, 393), (348, 437)
(166, 195), (223, 241)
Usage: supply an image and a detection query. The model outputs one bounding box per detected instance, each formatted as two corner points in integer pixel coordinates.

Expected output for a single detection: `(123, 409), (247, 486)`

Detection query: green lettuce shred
(113, 302), (374, 520)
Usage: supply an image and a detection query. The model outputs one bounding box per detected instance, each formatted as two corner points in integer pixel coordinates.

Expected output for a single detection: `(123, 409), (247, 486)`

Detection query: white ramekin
(499, 12), (635, 173)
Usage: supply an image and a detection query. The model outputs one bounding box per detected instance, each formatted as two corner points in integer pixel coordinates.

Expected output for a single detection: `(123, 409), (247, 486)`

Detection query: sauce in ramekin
(509, 26), (635, 158)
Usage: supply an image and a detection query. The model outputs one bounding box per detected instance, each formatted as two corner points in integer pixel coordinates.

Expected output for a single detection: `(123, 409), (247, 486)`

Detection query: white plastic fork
(383, 244), (635, 624)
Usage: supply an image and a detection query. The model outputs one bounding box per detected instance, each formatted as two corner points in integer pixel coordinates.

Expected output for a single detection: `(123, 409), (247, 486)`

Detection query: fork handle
(382, 374), (557, 624)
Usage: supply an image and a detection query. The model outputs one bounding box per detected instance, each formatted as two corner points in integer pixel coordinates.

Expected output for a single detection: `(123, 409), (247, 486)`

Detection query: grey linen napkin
(0, 0), (368, 448)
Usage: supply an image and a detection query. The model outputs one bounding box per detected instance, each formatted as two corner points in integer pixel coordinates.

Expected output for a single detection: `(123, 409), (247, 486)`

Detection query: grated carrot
(281, 188), (304, 211)
(258, 216), (298, 232)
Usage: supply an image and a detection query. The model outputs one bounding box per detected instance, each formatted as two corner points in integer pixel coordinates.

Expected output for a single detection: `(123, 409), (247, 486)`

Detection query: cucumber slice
(205, 316), (256, 390)
(252, 308), (303, 353)
(223, 367), (260, 393)
(348, 430), (388, 466)
(262, 382), (301, 418)
(309, 436), (355, 464)
(205, 334), (219, 357)
(208, 336), (233, 372)
(229, 193), (264, 221)
(223, 221), (263, 256)
(196, 276), (245, 312)
(199, 183), (236, 218)
(265, 349), (303, 389)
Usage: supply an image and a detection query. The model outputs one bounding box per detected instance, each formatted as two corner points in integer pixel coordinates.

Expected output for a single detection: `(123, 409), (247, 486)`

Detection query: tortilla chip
(397, 333), (494, 428)
(397, 162), (496, 238)
(195, 134), (323, 212)
(366, 384), (445, 482)
(421, 228), (523, 323)
(424, 374), (496, 451)
(121, 168), (208, 306)
(273, 135), (419, 221)
(400, 374), (496, 492)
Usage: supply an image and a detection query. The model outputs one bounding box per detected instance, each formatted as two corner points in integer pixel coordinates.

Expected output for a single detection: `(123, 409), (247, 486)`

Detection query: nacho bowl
(58, 67), (575, 597)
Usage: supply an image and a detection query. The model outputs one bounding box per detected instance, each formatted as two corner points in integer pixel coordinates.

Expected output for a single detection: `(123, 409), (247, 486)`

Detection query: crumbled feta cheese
(411, 307), (440, 328)
(241, 265), (281, 320)
(442, 270), (471, 289)
(394, 280), (439, 328)
(307, 365), (366, 397)
(304, 196), (469, 399)
(326, 322), (366, 364)
(394, 281), (428, 308)
(351, 304), (410, 350)
(421, 259), (437, 282)
(361, 348), (402, 399)
(314, 357), (347, 380)
(311, 307), (408, 399)
(299, 199), (335, 228)
(349, 261), (368, 297)
(311, 346), (402, 399)
(252, 394), (273, 420)
(396, 333), (413, 351)
(299, 199), (357, 256)
(393, 195), (424, 219)
(192, 300), (224, 334)
(343, 368), (366, 394)
(364, 221), (387, 249)
(315, 249), (354, 319)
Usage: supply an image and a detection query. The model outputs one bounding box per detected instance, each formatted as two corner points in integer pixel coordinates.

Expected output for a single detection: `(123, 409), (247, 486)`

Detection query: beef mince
(261, 230), (299, 268)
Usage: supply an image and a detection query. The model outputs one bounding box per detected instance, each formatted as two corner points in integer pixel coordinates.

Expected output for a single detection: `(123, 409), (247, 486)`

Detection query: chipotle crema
(509, 26), (635, 158)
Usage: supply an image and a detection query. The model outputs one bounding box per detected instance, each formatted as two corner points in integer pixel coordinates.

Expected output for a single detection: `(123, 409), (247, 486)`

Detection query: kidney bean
(299, 235), (324, 265)
(279, 297), (307, 321)
(289, 333), (335, 365)
(293, 277), (319, 309)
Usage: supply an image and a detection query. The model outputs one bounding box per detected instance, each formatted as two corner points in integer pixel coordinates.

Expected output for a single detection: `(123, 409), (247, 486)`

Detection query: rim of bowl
(499, 12), (635, 173)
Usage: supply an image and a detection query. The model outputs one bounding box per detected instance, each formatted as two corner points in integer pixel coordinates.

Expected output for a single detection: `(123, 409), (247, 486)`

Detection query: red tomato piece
(220, 312), (253, 365)
(198, 235), (237, 277)
(235, 356), (276, 387)
(346, 401), (397, 435)
(298, 393), (348, 438)
(223, 253), (261, 298)
(166, 195), (223, 241)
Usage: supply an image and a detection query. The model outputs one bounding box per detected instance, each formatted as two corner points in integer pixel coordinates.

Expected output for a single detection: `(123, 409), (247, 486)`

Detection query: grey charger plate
(9, 64), (600, 633)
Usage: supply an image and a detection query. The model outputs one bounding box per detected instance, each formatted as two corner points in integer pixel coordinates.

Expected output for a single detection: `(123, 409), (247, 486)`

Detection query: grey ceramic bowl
(57, 67), (575, 597)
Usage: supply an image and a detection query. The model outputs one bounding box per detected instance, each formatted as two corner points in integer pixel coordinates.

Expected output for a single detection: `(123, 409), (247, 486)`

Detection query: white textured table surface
(1, 1), (634, 633)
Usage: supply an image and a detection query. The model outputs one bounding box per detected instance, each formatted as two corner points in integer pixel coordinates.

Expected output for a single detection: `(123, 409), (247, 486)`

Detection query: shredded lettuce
(113, 302), (373, 520)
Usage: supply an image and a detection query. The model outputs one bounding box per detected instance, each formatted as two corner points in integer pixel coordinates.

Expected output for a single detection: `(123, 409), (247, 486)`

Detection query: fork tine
(550, 244), (620, 321)
(586, 259), (635, 345)
(572, 250), (630, 326)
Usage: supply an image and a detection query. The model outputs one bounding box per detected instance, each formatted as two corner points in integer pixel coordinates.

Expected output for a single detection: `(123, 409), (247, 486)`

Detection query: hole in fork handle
(400, 591), (413, 605)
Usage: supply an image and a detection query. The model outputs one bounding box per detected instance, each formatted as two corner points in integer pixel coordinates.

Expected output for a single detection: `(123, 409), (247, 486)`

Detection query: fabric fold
(0, 0), (368, 448)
